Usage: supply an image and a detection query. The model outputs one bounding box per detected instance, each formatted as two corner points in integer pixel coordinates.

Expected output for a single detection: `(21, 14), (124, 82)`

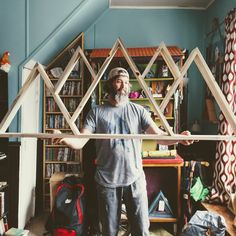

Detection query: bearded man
(54, 67), (193, 236)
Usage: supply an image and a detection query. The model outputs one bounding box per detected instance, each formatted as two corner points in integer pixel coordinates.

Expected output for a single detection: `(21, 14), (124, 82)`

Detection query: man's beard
(110, 88), (130, 104)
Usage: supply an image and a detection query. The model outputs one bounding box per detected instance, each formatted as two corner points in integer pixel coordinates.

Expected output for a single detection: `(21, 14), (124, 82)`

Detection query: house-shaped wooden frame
(0, 38), (235, 141)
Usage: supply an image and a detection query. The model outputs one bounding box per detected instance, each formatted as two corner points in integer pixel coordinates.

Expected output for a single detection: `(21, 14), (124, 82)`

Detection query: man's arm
(53, 128), (91, 149)
(145, 120), (193, 146)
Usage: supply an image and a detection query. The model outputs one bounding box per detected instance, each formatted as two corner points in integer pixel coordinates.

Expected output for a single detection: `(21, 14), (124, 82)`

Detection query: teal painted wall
(202, 0), (235, 133)
(85, 8), (207, 130)
(84, 0), (236, 131)
(0, 0), (108, 133)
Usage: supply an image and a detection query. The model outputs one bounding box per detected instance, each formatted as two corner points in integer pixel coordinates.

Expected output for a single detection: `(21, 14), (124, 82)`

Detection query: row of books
(46, 97), (80, 112)
(45, 114), (80, 129)
(45, 163), (82, 178)
(45, 148), (81, 162)
(45, 81), (81, 96)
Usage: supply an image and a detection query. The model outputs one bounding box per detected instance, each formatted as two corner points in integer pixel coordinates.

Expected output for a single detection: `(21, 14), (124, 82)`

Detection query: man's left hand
(179, 130), (195, 146)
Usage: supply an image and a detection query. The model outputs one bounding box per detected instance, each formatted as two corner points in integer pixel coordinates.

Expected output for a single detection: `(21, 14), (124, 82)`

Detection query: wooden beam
(0, 133), (235, 141)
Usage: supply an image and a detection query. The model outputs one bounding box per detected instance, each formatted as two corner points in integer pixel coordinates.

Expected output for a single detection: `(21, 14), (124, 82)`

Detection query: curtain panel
(210, 8), (236, 203)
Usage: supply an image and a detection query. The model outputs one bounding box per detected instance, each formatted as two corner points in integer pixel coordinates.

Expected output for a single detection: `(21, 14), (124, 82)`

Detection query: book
(142, 149), (177, 158)
(5, 227), (29, 236)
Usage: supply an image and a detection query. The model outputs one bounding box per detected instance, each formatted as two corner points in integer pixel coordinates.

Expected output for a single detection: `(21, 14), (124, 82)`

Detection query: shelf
(45, 112), (75, 115)
(45, 161), (81, 164)
(49, 77), (82, 81)
(45, 144), (67, 147)
(45, 128), (73, 131)
(100, 77), (174, 82)
(46, 95), (82, 98)
(142, 156), (184, 166)
(101, 97), (173, 102)
(43, 32), (84, 210)
(149, 217), (177, 223)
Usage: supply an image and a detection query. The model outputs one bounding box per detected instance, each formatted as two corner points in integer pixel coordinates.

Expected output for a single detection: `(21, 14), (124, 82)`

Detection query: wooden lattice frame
(0, 38), (235, 141)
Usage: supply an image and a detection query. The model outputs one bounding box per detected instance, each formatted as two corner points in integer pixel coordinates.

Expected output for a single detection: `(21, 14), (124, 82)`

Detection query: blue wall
(0, 0), (108, 133)
(0, 0), (235, 132)
(202, 0), (235, 133)
(85, 1), (235, 131)
(85, 8), (207, 129)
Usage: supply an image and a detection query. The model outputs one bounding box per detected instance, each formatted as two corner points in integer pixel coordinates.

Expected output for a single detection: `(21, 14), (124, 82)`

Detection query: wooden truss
(0, 38), (235, 141)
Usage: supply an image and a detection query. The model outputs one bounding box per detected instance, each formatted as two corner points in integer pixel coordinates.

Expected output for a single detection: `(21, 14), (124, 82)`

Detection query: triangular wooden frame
(0, 38), (235, 141)
(148, 190), (174, 218)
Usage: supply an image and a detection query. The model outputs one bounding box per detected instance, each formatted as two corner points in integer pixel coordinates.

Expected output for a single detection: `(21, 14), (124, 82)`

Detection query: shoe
(0, 152), (7, 160)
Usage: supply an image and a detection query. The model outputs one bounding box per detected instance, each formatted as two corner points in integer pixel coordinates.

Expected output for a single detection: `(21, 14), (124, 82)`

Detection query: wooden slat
(0, 133), (236, 141)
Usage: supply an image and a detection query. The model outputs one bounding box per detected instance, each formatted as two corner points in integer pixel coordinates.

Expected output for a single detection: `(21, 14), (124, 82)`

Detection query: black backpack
(45, 175), (85, 236)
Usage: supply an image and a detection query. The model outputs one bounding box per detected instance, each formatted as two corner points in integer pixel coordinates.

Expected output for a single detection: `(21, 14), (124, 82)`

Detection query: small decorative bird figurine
(0, 51), (11, 73)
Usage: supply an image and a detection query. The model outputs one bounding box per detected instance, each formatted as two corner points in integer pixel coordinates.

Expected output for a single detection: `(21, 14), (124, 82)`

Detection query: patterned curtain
(210, 8), (236, 204)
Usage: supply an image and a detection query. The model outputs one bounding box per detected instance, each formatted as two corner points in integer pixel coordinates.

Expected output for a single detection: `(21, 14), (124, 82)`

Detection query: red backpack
(45, 175), (85, 236)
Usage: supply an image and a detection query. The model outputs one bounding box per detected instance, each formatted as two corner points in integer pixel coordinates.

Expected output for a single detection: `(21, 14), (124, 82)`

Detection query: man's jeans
(96, 174), (150, 236)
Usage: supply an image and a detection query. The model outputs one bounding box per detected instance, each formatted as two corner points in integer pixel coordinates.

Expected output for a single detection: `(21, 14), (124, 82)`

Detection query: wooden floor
(24, 213), (173, 236)
(201, 202), (236, 236)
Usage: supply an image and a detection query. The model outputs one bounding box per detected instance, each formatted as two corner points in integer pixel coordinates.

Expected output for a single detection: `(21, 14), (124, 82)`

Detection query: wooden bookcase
(88, 46), (184, 233)
(42, 33), (84, 210)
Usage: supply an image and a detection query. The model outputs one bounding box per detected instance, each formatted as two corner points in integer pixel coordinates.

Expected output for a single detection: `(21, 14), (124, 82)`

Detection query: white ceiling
(109, 0), (215, 10)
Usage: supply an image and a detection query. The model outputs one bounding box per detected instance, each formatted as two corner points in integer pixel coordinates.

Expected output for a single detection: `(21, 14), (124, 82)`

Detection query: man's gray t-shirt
(83, 101), (153, 187)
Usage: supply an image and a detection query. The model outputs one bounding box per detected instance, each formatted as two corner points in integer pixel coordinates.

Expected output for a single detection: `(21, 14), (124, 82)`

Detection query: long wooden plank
(0, 133), (235, 141)
(0, 67), (39, 132)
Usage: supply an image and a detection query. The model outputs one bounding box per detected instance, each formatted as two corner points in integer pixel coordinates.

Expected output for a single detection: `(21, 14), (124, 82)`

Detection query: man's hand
(179, 130), (194, 146)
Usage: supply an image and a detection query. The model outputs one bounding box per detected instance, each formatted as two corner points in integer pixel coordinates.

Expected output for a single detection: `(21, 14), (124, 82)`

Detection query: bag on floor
(45, 175), (85, 236)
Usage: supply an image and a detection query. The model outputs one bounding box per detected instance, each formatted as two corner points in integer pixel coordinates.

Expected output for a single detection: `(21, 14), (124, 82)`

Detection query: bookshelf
(42, 33), (84, 210)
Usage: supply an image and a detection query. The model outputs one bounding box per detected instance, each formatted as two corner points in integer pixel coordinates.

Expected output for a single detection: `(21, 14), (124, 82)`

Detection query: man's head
(104, 67), (131, 105)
